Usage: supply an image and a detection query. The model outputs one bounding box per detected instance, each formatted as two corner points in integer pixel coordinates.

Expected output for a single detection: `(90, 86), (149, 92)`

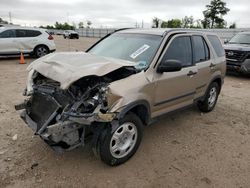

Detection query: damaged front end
(15, 67), (137, 152)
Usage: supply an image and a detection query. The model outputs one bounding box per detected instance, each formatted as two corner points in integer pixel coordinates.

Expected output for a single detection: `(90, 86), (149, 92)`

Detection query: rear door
(152, 34), (198, 117)
(192, 35), (213, 99)
(0, 29), (17, 54)
(14, 29), (41, 53)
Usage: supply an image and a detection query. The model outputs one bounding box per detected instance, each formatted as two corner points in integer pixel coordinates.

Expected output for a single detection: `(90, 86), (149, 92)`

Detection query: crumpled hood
(224, 43), (250, 51)
(28, 52), (137, 89)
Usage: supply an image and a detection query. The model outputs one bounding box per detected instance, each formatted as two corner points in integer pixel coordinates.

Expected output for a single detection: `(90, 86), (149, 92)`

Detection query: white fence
(50, 28), (250, 40)
(77, 28), (116, 38)
(193, 28), (250, 40)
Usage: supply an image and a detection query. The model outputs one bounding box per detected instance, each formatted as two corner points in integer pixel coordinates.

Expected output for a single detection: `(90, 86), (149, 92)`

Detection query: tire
(98, 113), (143, 166)
(34, 45), (49, 58)
(197, 82), (220, 112)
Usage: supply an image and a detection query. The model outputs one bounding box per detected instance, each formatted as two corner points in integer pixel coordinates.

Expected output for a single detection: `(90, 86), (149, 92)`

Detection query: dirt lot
(0, 36), (250, 188)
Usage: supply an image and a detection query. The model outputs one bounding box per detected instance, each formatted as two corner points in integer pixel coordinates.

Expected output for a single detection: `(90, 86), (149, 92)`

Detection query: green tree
(39, 25), (55, 29)
(160, 21), (168, 28)
(54, 21), (75, 30)
(182, 16), (194, 28)
(78, 22), (84, 28)
(202, 0), (230, 28)
(0, 17), (8, 24)
(161, 19), (182, 28)
(152, 17), (160, 28)
(87, 20), (92, 28)
(229, 22), (236, 29)
(193, 19), (202, 28)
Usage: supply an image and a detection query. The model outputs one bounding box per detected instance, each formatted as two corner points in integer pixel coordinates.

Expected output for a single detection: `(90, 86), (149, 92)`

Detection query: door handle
(187, 71), (197, 76)
(210, 63), (216, 68)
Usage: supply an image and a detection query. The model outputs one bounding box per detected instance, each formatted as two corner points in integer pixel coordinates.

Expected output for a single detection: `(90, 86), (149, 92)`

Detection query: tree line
(0, 18), (9, 24)
(152, 0), (236, 29)
(0, 17), (93, 30)
(39, 20), (92, 30)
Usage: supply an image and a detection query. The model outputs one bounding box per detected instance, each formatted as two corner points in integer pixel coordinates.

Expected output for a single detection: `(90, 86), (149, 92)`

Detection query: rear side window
(16, 29), (41, 37)
(26, 30), (41, 37)
(207, 35), (225, 57)
(163, 36), (192, 67)
(0, 30), (15, 38)
(193, 36), (210, 63)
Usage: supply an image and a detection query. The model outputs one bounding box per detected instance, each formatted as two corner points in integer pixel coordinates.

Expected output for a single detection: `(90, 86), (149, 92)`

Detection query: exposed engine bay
(15, 66), (138, 151)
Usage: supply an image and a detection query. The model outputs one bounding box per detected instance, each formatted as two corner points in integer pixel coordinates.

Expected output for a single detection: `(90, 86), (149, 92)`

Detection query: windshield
(229, 33), (250, 44)
(89, 33), (162, 70)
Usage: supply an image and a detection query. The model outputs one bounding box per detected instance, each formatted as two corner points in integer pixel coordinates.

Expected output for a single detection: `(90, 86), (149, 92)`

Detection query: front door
(152, 35), (198, 117)
(0, 29), (17, 54)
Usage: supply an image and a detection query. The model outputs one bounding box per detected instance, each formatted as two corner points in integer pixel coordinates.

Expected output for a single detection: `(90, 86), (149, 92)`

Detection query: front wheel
(98, 113), (143, 166)
(197, 82), (220, 112)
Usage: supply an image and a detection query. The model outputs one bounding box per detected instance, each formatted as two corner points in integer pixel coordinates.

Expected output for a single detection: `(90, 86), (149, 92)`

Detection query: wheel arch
(209, 75), (223, 94)
(117, 100), (151, 126)
(33, 44), (49, 52)
(199, 75), (223, 103)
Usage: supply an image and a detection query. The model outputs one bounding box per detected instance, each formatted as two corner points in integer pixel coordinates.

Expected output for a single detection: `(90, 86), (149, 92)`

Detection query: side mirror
(157, 60), (182, 73)
(224, 39), (229, 44)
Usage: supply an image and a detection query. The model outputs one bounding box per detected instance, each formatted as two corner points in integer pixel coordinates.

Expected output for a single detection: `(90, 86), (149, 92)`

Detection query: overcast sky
(0, 0), (249, 28)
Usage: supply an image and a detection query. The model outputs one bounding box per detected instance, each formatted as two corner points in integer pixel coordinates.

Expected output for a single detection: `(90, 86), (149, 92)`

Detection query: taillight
(48, 35), (54, 40)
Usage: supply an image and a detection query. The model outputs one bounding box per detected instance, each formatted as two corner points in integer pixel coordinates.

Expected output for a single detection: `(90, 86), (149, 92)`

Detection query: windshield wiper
(239, 43), (250, 45)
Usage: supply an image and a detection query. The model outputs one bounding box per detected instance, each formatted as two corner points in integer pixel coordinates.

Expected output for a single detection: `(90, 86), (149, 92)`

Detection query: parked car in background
(16, 29), (226, 166)
(56, 30), (64, 35)
(224, 32), (250, 74)
(0, 26), (56, 58)
(63, 30), (79, 39)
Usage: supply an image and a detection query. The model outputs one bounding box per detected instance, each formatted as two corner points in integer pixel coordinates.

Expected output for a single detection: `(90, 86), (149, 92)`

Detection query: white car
(0, 26), (56, 58)
(63, 30), (79, 39)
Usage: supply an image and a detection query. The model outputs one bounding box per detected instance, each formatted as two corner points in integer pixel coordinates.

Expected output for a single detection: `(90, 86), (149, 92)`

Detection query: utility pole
(135, 22), (138, 28)
(141, 20), (144, 28)
(9, 12), (12, 24)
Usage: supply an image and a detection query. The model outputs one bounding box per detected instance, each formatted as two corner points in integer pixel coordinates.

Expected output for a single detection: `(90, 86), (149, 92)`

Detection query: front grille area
(225, 50), (248, 62)
(28, 92), (60, 131)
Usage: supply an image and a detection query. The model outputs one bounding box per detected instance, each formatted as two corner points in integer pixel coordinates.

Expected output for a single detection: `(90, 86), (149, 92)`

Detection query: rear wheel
(97, 113), (143, 166)
(34, 45), (49, 58)
(198, 82), (220, 112)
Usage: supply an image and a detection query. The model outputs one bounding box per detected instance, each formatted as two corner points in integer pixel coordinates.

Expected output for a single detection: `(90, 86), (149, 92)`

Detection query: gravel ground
(0, 36), (249, 188)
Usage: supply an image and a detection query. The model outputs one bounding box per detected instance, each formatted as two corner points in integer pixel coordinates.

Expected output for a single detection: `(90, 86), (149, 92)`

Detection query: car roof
(238, 31), (250, 35)
(0, 26), (46, 32)
(117, 28), (217, 36)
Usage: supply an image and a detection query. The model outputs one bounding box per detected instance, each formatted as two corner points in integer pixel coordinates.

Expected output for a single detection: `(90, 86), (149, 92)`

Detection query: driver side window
(162, 36), (192, 67)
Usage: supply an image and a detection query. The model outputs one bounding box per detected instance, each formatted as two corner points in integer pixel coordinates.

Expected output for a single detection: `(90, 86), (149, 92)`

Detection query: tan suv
(16, 29), (226, 166)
